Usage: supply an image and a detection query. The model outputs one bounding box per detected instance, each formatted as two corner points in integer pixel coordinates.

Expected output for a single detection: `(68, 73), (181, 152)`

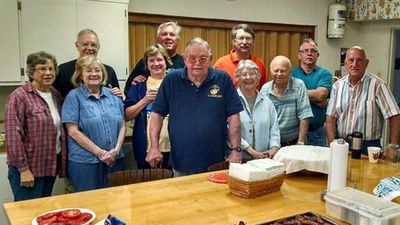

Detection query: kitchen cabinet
(0, 0), (129, 85)
(0, 1), (22, 84)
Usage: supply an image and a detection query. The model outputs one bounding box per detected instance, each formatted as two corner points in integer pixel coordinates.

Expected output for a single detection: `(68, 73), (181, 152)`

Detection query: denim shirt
(62, 85), (125, 163)
(237, 89), (281, 161)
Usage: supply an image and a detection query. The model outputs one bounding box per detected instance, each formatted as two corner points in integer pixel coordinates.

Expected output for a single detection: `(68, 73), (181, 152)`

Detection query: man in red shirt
(214, 24), (268, 90)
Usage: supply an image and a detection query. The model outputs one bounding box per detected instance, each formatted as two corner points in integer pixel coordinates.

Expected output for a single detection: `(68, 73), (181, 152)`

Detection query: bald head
(270, 55), (292, 87)
(345, 46), (369, 84)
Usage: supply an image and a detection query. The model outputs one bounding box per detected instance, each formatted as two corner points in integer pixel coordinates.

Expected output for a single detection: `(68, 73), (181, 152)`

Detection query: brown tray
(256, 212), (339, 225)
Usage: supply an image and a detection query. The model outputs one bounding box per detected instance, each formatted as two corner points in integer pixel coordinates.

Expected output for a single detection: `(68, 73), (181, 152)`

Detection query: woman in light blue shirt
(235, 59), (281, 161)
(62, 55), (126, 192)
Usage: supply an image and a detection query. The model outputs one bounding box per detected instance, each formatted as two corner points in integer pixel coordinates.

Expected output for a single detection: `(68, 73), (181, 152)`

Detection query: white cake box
(324, 187), (400, 225)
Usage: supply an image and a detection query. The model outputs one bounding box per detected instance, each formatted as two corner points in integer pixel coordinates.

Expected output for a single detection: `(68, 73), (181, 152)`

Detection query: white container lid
(325, 187), (400, 219)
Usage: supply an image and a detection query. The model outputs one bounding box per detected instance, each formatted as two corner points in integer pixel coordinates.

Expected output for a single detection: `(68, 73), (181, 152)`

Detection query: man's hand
(108, 85), (123, 98)
(146, 147), (163, 168)
(20, 169), (35, 187)
(226, 150), (242, 163)
(131, 75), (147, 86)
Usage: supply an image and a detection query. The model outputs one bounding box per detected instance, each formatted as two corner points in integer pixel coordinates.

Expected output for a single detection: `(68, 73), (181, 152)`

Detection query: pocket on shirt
(81, 105), (97, 119)
(365, 100), (375, 118)
(107, 102), (123, 116)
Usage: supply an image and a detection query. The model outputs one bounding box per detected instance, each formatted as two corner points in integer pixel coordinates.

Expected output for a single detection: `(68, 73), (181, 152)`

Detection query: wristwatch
(231, 147), (241, 152)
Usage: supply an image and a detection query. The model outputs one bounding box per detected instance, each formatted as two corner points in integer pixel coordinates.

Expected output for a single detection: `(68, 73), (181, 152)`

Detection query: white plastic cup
(367, 147), (381, 163)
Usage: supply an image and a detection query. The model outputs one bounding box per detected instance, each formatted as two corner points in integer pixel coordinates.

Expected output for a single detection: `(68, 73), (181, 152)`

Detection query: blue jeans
(8, 166), (56, 201)
(68, 158), (124, 192)
(307, 125), (327, 147)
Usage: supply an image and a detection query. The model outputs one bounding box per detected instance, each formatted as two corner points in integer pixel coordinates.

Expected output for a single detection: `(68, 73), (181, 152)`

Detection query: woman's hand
(144, 88), (158, 103)
(20, 169), (35, 187)
(246, 147), (265, 159)
(264, 147), (279, 159)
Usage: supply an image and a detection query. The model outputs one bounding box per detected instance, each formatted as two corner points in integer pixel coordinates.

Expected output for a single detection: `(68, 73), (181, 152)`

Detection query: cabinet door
(20, 0), (77, 70)
(0, 0), (22, 83)
(77, 0), (129, 80)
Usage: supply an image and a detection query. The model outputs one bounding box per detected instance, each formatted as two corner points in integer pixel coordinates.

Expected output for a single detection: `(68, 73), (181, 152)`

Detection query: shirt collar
(229, 49), (255, 64)
(299, 65), (318, 75)
(79, 84), (109, 99)
(345, 72), (368, 87)
(179, 67), (215, 82)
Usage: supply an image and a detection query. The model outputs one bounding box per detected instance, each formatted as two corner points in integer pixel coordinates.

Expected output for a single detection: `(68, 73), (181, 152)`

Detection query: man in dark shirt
(53, 29), (121, 98)
(146, 37), (243, 176)
(124, 22), (185, 95)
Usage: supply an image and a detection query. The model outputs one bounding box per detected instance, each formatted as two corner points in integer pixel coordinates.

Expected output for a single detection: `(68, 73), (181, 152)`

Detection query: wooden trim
(128, 13), (315, 38)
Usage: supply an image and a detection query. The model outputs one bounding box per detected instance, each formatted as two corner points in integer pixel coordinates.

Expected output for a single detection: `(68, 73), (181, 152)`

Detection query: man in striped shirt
(326, 46), (400, 154)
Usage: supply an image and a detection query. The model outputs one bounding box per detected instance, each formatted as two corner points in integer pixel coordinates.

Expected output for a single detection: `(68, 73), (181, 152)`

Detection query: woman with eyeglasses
(5, 51), (67, 201)
(124, 44), (173, 169)
(61, 55), (126, 192)
(235, 59), (281, 161)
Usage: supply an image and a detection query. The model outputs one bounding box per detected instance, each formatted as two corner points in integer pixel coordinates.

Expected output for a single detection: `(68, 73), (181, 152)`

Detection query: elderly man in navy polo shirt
(146, 37), (243, 176)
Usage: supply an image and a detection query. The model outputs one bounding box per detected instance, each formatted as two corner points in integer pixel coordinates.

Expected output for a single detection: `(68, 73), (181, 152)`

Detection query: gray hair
(26, 51), (58, 81)
(156, 22), (182, 40)
(270, 55), (292, 71)
(76, 29), (99, 43)
(184, 37), (212, 57)
(299, 38), (318, 51)
(231, 24), (255, 40)
(235, 59), (260, 79)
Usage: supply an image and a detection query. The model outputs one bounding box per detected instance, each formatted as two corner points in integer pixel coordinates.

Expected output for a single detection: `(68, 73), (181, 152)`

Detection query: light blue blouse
(62, 85), (125, 163)
(237, 89), (281, 161)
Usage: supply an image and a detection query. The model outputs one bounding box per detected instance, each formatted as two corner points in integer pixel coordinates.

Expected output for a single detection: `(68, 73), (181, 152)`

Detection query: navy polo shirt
(152, 67), (243, 173)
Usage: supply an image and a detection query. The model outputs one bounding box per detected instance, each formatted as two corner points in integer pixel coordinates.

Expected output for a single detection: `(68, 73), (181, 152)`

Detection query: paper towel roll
(327, 139), (349, 192)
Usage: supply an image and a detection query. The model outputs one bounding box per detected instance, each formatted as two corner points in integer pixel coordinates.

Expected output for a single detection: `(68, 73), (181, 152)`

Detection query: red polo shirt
(214, 49), (268, 90)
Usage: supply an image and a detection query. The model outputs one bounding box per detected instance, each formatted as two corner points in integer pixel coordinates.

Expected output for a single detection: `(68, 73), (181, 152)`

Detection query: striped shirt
(326, 73), (400, 141)
(261, 77), (313, 143)
(5, 82), (67, 177)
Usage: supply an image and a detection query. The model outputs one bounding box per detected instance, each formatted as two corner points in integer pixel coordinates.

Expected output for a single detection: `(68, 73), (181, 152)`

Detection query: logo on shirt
(208, 85), (222, 98)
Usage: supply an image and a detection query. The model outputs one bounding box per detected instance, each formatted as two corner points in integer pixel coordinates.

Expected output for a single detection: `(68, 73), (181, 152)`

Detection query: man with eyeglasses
(146, 37), (243, 176)
(292, 38), (332, 146)
(52, 29), (121, 193)
(214, 23), (267, 90)
(123, 22), (185, 95)
(53, 29), (120, 98)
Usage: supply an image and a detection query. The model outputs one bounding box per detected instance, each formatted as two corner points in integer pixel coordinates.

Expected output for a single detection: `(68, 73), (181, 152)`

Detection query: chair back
(207, 161), (230, 172)
(108, 169), (173, 187)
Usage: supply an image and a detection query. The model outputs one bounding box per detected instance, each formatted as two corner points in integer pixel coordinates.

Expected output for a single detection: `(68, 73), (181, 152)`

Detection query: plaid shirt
(327, 73), (400, 141)
(5, 82), (67, 177)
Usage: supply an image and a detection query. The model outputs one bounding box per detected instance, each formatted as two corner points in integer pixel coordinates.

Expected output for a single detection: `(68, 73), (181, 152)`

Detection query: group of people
(5, 21), (400, 202)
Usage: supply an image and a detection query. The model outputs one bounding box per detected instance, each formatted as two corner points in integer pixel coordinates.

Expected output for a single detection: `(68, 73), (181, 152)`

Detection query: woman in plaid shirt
(5, 51), (67, 201)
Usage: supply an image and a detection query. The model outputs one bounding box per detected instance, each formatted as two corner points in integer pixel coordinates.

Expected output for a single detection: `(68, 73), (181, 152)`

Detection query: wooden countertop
(3, 157), (400, 225)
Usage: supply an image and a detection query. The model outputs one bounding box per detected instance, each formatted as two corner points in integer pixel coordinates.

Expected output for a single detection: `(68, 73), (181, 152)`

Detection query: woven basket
(227, 172), (285, 198)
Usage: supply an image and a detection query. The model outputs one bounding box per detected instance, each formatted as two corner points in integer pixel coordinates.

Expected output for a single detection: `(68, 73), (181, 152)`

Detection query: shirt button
(249, 129), (252, 133)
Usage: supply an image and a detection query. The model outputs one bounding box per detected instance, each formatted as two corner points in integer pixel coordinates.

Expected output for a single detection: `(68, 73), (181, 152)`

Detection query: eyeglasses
(240, 72), (257, 78)
(79, 42), (99, 48)
(235, 36), (253, 42)
(185, 56), (209, 64)
(299, 49), (318, 54)
(34, 67), (55, 73)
